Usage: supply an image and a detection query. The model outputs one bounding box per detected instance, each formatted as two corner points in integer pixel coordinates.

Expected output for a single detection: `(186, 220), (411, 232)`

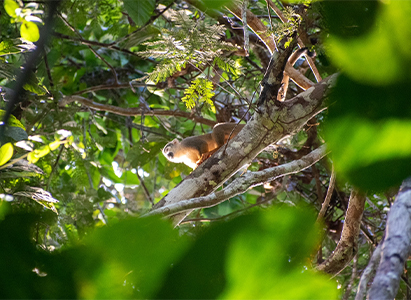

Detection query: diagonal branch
(317, 189), (366, 274)
(368, 177), (411, 300)
(146, 144), (327, 217)
(153, 73), (338, 226)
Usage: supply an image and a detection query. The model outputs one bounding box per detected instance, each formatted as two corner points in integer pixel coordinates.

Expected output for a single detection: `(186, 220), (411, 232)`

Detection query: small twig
(241, 0), (250, 56)
(265, 0), (278, 51)
(136, 170), (154, 206)
(82, 119), (108, 224)
(43, 48), (54, 87)
(317, 165), (336, 221)
(73, 82), (159, 95)
(181, 194), (277, 224)
(60, 95), (217, 126)
(0, 153), (29, 170)
(46, 145), (64, 190)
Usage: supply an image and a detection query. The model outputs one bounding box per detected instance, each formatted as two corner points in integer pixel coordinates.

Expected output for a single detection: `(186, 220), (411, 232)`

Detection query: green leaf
(0, 40), (22, 56)
(0, 110), (26, 130)
(4, 126), (28, 142)
(123, 0), (155, 27)
(182, 78), (216, 110)
(4, 0), (20, 18)
(28, 145), (50, 164)
(20, 21), (40, 42)
(156, 207), (338, 299)
(23, 71), (48, 95)
(325, 1), (411, 85)
(85, 216), (190, 299)
(0, 143), (13, 167)
(324, 75), (411, 191)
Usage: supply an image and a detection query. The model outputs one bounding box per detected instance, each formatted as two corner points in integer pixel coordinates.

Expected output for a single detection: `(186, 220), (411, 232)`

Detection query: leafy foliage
(270, 7), (302, 45)
(140, 10), (239, 83)
(0, 0), (410, 298)
(323, 1), (411, 191)
(3, 0), (43, 42)
(0, 205), (338, 299)
(181, 77), (215, 110)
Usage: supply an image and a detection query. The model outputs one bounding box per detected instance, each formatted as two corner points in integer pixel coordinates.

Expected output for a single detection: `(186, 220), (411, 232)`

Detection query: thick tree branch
(146, 144), (327, 217)
(153, 72), (338, 225)
(368, 177), (411, 300)
(317, 190), (366, 274)
(59, 95), (217, 127)
(355, 242), (382, 300)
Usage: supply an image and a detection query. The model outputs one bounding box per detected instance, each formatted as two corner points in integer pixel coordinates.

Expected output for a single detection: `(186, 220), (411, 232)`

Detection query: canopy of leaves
(0, 0), (410, 298)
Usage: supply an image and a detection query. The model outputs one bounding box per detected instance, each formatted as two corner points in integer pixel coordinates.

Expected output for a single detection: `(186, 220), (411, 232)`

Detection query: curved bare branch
(317, 190), (366, 274)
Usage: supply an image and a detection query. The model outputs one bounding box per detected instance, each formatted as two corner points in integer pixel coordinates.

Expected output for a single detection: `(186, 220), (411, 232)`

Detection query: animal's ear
(171, 139), (179, 144)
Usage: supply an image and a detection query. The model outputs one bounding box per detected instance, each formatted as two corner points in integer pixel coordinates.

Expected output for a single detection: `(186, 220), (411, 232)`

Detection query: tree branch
(368, 177), (411, 300)
(153, 72), (338, 226)
(317, 189), (366, 274)
(147, 144), (327, 217)
(59, 95), (217, 126)
(227, 3), (315, 90)
(317, 165), (336, 221)
(355, 242), (382, 300)
(265, 0), (322, 83)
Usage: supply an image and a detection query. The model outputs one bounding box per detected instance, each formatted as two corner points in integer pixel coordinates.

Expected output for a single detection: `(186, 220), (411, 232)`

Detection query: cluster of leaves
(1, 0), (410, 298)
(270, 7), (302, 46)
(0, 203), (338, 299)
(3, 0), (43, 42)
(139, 10), (240, 86)
(321, 0), (411, 191)
(181, 77), (215, 111)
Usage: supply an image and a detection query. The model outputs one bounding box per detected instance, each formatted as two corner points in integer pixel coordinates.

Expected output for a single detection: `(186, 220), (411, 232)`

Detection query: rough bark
(355, 243), (382, 300)
(368, 177), (411, 300)
(317, 190), (366, 274)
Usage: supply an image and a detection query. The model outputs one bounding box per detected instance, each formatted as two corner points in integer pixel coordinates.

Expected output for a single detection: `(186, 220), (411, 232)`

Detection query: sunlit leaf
(20, 21), (40, 42)
(0, 110), (25, 130)
(4, 0), (20, 18)
(49, 140), (61, 151)
(0, 143), (13, 167)
(27, 145), (50, 163)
